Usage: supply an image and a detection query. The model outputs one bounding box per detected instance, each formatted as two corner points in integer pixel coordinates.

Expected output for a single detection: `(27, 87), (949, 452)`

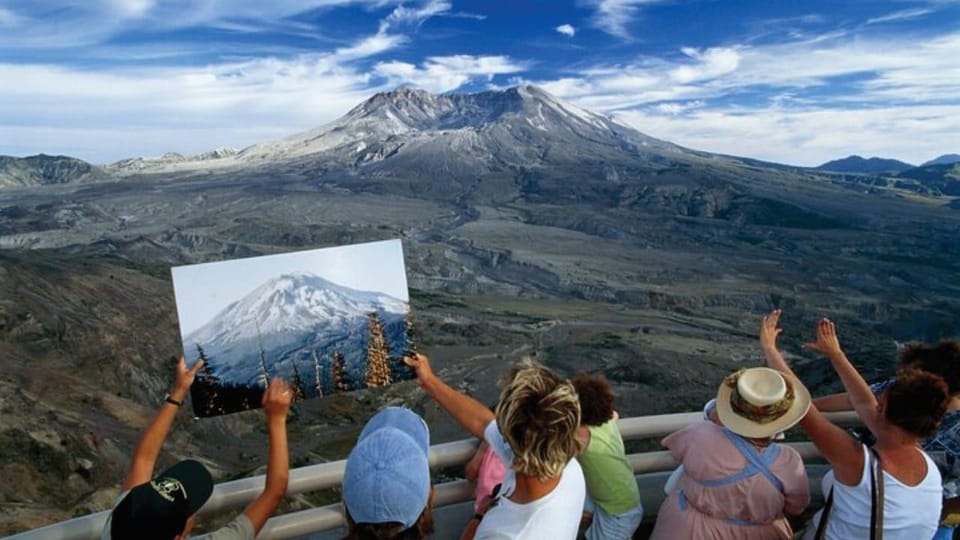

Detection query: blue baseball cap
(343, 407), (431, 529)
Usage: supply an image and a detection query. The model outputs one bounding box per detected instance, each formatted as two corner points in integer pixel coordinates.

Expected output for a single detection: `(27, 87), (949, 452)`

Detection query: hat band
(724, 369), (795, 425)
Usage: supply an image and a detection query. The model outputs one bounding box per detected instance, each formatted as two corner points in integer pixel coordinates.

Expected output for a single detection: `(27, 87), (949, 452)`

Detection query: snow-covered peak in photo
(184, 271), (406, 349)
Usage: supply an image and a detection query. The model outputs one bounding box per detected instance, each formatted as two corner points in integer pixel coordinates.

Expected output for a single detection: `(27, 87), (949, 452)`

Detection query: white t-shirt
(804, 444), (942, 540)
(474, 420), (586, 540)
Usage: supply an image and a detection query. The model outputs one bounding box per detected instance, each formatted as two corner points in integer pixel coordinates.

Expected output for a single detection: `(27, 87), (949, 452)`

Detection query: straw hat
(716, 367), (811, 439)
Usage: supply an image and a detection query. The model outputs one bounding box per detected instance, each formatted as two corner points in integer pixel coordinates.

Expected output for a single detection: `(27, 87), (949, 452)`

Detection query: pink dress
(650, 421), (810, 540)
(473, 444), (507, 512)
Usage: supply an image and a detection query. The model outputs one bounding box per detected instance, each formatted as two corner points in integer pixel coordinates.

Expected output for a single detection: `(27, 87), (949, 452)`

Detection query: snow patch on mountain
(182, 272), (408, 385)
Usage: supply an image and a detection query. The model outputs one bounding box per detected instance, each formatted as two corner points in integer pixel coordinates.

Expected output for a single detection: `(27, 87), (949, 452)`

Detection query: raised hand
(174, 356), (204, 394)
(760, 309), (784, 351)
(403, 352), (436, 387)
(803, 318), (844, 358)
(263, 378), (293, 419)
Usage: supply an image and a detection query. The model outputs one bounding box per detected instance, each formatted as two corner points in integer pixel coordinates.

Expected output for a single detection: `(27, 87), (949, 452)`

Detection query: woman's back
(805, 444), (942, 540)
(650, 421), (809, 540)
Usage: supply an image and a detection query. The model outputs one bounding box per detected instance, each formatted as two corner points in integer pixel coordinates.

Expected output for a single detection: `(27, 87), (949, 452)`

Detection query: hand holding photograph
(171, 239), (415, 417)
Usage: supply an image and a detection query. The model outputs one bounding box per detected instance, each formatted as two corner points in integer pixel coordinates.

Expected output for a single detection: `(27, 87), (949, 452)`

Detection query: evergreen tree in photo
(255, 319), (269, 389)
(404, 311), (418, 355)
(390, 312), (417, 382)
(364, 312), (392, 388)
(332, 351), (349, 392)
(191, 343), (224, 417)
(312, 350), (323, 398)
(290, 359), (306, 401)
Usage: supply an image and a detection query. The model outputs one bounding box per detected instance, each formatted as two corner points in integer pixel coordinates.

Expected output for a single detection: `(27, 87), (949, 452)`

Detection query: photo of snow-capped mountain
(170, 239), (414, 417)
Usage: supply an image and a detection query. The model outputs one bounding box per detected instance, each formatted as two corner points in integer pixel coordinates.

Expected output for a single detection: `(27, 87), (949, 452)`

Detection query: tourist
(760, 310), (947, 539)
(404, 353), (585, 539)
(571, 372), (643, 540)
(102, 357), (292, 540)
(342, 407), (434, 540)
(649, 358), (811, 539)
(813, 340), (960, 540)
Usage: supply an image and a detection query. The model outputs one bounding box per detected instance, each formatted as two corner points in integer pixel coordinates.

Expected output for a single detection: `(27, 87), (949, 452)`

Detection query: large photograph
(171, 239), (414, 417)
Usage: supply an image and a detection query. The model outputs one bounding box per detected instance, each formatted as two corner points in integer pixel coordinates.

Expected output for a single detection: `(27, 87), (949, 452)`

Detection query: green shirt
(577, 418), (641, 515)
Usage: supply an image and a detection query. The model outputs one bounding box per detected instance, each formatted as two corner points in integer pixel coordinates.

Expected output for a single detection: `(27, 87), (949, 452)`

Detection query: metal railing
(4, 411), (859, 540)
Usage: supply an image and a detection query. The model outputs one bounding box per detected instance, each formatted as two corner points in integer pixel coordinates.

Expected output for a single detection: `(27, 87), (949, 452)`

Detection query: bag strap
(812, 486), (834, 540)
(869, 447), (885, 540)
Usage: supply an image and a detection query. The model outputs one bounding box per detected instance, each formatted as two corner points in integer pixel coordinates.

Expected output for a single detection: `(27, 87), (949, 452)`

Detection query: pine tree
(364, 312), (392, 388)
(194, 344), (220, 383)
(404, 311), (418, 355)
(255, 319), (269, 389)
(312, 350), (323, 398)
(290, 359), (306, 401)
(332, 351), (349, 392)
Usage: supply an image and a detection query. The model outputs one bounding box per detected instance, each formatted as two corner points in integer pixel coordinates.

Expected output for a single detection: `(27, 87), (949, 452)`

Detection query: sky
(0, 0), (957, 167)
(171, 239), (408, 335)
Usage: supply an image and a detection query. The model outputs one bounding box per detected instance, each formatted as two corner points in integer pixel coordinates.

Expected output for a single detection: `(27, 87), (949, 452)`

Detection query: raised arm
(404, 353), (494, 438)
(803, 319), (882, 435)
(243, 378), (292, 534)
(812, 392), (854, 412)
(759, 311), (864, 485)
(122, 356), (203, 490)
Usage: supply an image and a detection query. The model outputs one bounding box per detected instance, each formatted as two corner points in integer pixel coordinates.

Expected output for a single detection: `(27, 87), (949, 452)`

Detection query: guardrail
(4, 411), (860, 540)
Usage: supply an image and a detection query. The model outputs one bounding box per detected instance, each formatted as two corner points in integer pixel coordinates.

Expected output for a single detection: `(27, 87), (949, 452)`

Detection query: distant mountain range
(1, 86), (956, 199)
(814, 155), (915, 174)
(814, 154), (960, 174)
(183, 272), (408, 387)
(924, 154), (960, 167)
(0, 154), (110, 188)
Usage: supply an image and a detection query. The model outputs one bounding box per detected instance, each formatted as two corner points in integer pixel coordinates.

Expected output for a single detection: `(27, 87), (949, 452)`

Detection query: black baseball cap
(107, 459), (214, 540)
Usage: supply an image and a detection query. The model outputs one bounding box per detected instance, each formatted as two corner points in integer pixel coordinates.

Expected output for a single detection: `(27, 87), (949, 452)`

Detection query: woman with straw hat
(650, 358), (812, 538)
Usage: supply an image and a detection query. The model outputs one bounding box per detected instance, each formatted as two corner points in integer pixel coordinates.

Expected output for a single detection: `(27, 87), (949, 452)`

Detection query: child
(464, 403), (506, 513)
(572, 372), (643, 540)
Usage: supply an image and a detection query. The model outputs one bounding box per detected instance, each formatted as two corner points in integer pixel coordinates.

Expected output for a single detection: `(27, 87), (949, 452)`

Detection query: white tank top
(804, 444), (942, 540)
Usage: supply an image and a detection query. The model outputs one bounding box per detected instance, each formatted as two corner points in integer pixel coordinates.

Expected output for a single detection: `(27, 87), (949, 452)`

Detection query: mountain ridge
(814, 155), (914, 174)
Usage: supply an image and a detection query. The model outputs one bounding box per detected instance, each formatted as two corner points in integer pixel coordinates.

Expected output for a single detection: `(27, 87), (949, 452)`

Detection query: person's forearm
(812, 393), (854, 412)
(264, 415), (289, 498)
(761, 344), (798, 379)
(123, 385), (188, 489)
(459, 517), (481, 540)
(825, 351), (877, 413)
(421, 374), (494, 439)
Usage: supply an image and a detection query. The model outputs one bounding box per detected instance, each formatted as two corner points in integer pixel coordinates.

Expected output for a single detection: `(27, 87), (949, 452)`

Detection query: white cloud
(670, 47), (740, 83)
(0, 56), (382, 162)
(0, 0), (405, 49)
(107, 0), (155, 18)
(385, 0), (451, 26)
(865, 8), (934, 25)
(530, 28), (960, 165)
(586, 0), (666, 39)
(374, 55), (525, 93)
(555, 24), (576, 37)
(613, 104), (960, 166)
(0, 6), (25, 27)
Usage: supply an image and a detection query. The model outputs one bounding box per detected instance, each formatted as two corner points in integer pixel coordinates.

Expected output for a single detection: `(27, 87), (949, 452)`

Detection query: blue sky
(0, 0), (957, 166)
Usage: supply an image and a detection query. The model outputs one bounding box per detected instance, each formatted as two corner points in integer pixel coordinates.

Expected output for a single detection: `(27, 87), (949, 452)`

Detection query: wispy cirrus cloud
(584, 0), (668, 39)
(866, 7), (934, 25)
